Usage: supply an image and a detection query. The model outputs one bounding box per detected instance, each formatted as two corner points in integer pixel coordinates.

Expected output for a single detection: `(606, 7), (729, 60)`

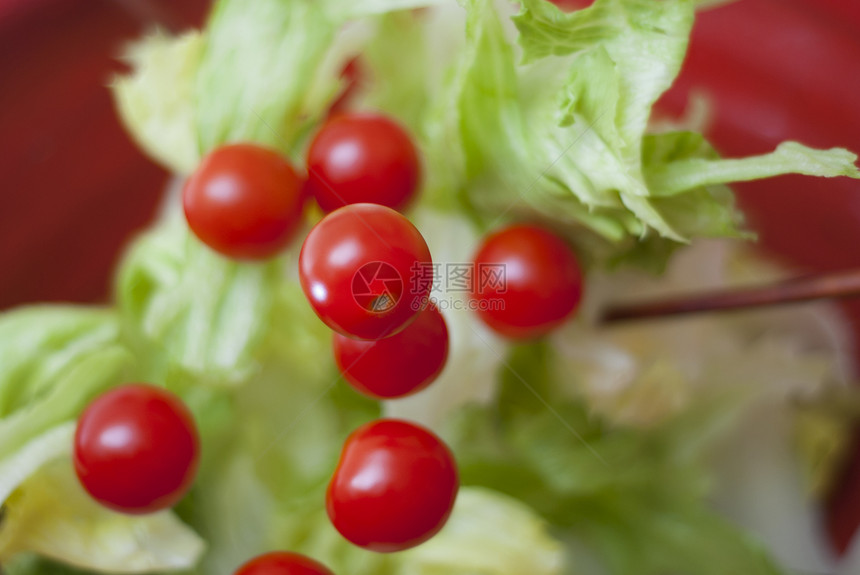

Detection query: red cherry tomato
(548, 0), (593, 11)
(471, 224), (583, 340)
(333, 302), (448, 399)
(327, 419), (458, 553)
(73, 383), (200, 515)
(299, 203), (432, 340)
(234, 552), (334, 575)
(306, 113), (421, 213)
(183, 143), (306, 260)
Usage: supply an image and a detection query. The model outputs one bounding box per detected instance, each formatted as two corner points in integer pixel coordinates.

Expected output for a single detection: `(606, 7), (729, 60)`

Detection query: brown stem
(601, 269), (860, 324)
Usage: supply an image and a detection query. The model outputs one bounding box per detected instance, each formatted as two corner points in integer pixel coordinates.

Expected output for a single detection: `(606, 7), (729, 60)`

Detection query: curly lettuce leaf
(336, 0), (447, 18)
(113, 31), (203, 175)
(0, 345), (129, 462)
(116, 215), (281, 387)
(359, 11), (433, 134)
(0, 461), (204, 573)
(0, 306), (118, 417)
(432, 0), (859, 268)
(645, 140), (860, 196)
(195, 0), (339, 155)
(397, 487), (564, 575)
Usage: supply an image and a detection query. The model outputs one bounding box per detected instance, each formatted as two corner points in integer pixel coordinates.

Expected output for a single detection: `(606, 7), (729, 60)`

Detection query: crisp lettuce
(423, 0), (860, 268)
(195, 0), (339, 156)
(0, 306), (119, 417)
(1, 461), (204, 572)
(0, 342), (129, 462)
(0, 426), (204, 573)
(0, 424), (75, 505)
(116, 214), (281, 387)
(396, 487), (564, 575)
(645, 140), (860, 196)
(113, 31), (203, 175)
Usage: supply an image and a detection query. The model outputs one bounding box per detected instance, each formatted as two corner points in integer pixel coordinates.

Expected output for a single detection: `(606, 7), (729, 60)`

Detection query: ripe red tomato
(299, 203), (432, 340)
(333, 302), (448, 399)
(548, 0), (593, 11)
(471, 224), (583, 340)
(326, 419), (458, 553)
(234, 552), (334, 575)
(73, 383), (200, 515)
(183, 143), (306, 260)
(306, 113), (421, 213)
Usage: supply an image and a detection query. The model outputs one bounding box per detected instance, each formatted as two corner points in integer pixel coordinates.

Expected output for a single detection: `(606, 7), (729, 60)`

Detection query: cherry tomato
(327, 419), (458, 552)
(306, 113), (421, 213)
(333, 302), (448, 399)
(73, 383), (200, 515)
(471, 224), (583, 340)
(548, 0), (593, 11)
(299, 203), (432, 340)
(234, 552), (334, 575)
(183, 143), (305, 260)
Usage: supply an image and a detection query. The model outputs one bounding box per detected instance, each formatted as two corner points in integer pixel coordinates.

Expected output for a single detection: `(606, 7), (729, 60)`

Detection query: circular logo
(352, 262), (404, 314)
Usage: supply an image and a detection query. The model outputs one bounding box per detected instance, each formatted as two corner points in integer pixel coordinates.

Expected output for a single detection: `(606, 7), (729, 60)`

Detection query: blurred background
(1, 0), (860, 557)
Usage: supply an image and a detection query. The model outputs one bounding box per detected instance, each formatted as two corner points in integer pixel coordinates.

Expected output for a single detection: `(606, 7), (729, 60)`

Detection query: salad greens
(421, 0), (859, 267)
(113, 31), (203, 175)
(3, 0), (860, 573)
(195, 0), (337, 156)
(116, 212), (282, 387)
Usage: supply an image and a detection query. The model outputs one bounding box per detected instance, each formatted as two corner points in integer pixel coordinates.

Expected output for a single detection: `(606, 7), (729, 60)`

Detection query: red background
(1, 0), (859, 555)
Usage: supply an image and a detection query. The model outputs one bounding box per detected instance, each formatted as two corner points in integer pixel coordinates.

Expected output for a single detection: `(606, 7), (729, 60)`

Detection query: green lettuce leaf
(195, 0), (339, 156)
(0, 460), (204, 572)
(112, 31), (203, 175)
(645, 140), (860, 196)
(116, 215), (281, 387)
(338, 0), (446, 18)
(0, 424), (74, 505)
(0, 344), (129, 462)
(396, 487), (564, 575)
(428, 0), (859, 269)
(0, 306), (119, 417)
(359, 11), (433, 135)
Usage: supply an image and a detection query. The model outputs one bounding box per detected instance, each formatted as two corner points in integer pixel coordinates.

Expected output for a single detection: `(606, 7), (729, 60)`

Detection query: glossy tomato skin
(326, 419), (458, 553)
(548, 0), (594, 11)
(73, 384), (200, 515)
(333, 302), (448, 399)
(234, 552), (334, 575)
(471, 224), (583, 340)
(306, 114), (421, 213)
(183, 143), (306, 260)
(299, 203), (432, 340)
